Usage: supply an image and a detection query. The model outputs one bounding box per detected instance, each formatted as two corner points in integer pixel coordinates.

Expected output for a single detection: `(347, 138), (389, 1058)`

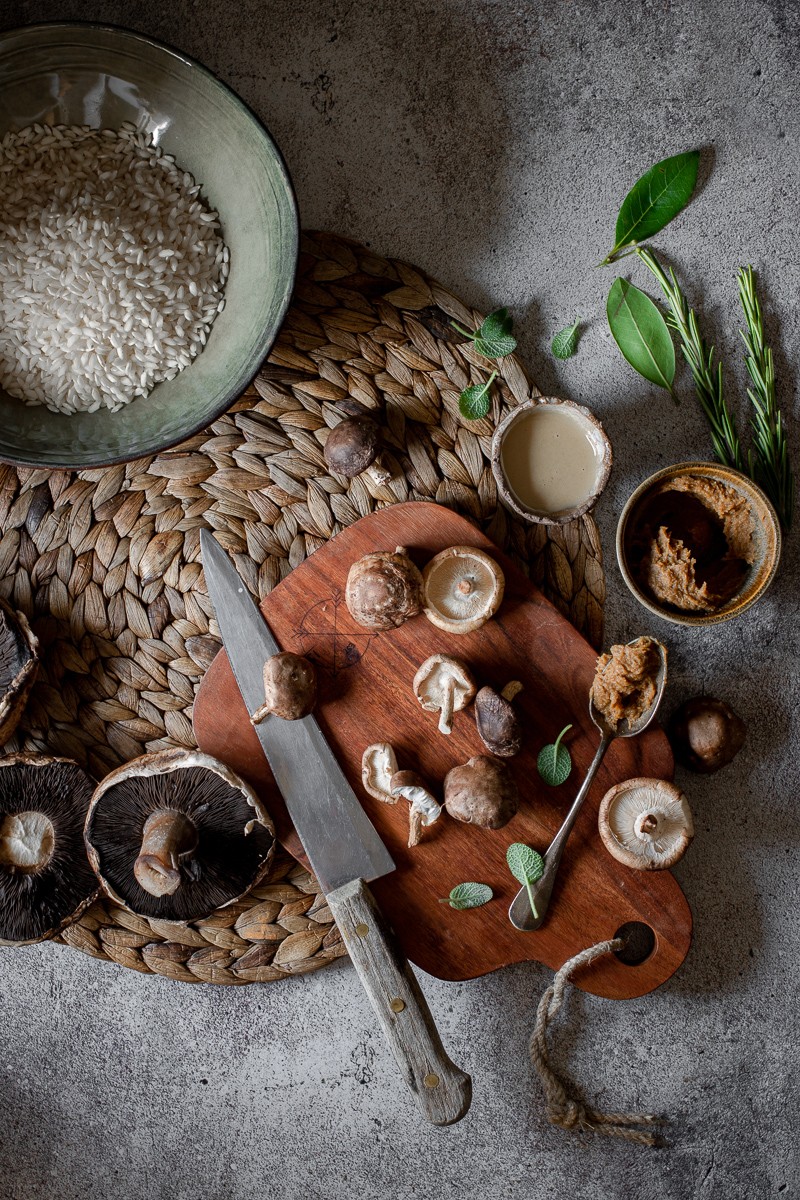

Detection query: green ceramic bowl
(0, 22), (298, 468)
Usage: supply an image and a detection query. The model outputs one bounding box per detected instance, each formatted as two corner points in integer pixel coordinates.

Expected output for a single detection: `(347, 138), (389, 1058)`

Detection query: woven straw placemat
(0, 231), (605, 984)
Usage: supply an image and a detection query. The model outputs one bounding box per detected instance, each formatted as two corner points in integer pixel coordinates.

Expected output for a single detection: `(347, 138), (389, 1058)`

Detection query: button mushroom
(361, 742), (400, 803)
(0, 599), (38, 746)
(413, 654), (477, 735)
(323, 415), (391, 484)
(598, 777), (694, 870)
(422, 546), (505, 634)
(251, 651), (317, 724)
(390, 769), (442, 847)
(474, 681), (523, 757)
(84, 748), (275, 921)
(669, 696), (747, 773)
(346, 547), (423, 631)
(444, 756), (519, 829)
(0, 753), (97, 946)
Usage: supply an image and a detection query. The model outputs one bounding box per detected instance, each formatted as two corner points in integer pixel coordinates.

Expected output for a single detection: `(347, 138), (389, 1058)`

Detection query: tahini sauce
(500, 406), (603, 514)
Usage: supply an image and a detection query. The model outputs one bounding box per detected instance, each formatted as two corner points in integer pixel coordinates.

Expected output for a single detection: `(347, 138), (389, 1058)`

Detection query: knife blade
(201, 530), (472, 1126)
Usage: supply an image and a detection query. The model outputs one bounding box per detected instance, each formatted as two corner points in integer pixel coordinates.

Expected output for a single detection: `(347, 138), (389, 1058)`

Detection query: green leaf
(607, 278), (676, 391)
(443, 882), (494, 910)
(607, 151), (700, 259)
(458, 370), (497, 420)
(537, 724), (573, 786)
(551, 321), (581, 360)
(473, 308), (517, 358)
(506, 843), (545, 887)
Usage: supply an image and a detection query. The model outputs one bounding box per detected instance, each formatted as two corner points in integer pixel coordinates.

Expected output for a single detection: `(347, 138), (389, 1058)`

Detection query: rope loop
(529, 938), (666, 1147)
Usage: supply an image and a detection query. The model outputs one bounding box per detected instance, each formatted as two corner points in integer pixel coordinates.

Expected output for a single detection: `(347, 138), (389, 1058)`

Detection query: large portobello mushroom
(0, 754), (98, 945)
(84, 749), (275, 921)
(0, 599), (39, 746)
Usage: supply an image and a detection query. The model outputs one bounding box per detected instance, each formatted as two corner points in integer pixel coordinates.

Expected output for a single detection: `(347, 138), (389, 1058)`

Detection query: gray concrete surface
(1, 1), (799, 1197)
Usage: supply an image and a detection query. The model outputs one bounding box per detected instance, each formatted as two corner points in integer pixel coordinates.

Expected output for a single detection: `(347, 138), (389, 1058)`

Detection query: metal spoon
(509, 640), (668, 931)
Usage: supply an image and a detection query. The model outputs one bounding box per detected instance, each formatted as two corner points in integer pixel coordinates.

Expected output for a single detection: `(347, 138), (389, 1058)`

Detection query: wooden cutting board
(193, 502), (691, 999)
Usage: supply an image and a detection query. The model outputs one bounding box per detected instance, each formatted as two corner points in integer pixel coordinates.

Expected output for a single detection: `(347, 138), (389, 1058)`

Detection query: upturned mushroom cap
(0, 600), (39, 746)
(598, 777), (694, 870)
(361, 742), (400, 802)
(444, 756), (519, 829)
(413, 653), (477, 735)
(85, 749), (275, 921)
(422, 546), (505, 635)
(252, 652), (317, 724)
(474, 683), (523, 757)
(346, 547), (423, 631)
(324, 416), (387, 480)
(0, 753), (97, 946)
(669, 696), (746, 773)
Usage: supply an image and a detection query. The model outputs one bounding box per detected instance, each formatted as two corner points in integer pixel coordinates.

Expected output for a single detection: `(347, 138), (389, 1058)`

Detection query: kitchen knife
(200, 529), (472, 1126)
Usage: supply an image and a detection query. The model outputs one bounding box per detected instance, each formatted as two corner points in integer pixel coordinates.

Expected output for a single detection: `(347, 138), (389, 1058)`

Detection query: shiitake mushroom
(669, 696), (747, 773)
(0, 754), (97, 945)
(0, 599), (38, 746)
(85, 748), (275, 921)
(346, 547), (423, 631)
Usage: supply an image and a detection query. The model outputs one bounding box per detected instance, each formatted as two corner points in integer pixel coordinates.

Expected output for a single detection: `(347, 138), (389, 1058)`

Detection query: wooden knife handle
(327, 877), (472, 1126)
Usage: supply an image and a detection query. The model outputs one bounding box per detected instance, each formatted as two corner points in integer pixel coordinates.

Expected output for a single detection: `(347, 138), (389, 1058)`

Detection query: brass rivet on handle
(423, 1073), (440, 1089)
(390, 997), (405, 1013)
(354, 922), (369, 938)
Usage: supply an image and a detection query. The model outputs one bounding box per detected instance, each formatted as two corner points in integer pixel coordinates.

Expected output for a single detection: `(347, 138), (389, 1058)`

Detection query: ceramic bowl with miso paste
(491, 398), (612, 526)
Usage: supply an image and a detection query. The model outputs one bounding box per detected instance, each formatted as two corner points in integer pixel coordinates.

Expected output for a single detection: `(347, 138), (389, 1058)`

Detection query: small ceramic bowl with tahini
(490, 397), (613, 526)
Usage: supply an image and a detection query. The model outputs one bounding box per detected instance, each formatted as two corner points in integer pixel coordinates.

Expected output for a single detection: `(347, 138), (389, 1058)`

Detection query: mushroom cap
(598, 776), (694, 870)
(361, 742), (399, 802)
(422, 546), (505, 634)
(263, 652), (317, 720)
(0, 753), (97, 946)
(0, 600), (39, 746)
(413, 653), (477, 734)
(346, 547), (423, 631)
(85, 748), (275, 921)
(669, 696), (746, 773)
(324, 416), (381, 478)
(444, 755), (519, 829)
(474, 685), (522, 757)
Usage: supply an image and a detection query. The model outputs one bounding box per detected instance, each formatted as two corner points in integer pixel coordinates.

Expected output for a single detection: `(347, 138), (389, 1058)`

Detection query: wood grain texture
(194, 504), (692, 1000)
(328, 878), (472, 1125)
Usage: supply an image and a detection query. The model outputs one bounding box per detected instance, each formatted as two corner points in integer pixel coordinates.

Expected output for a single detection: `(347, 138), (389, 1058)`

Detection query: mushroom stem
(635, 812), (660, 838)
(0, 811), (55, 874)
(439, 679), (455, 735)
(501, 681), (524, 703)
(133, 809), (199, 898)
(457, 578), (473, 595)
(365, 455), (392, 486)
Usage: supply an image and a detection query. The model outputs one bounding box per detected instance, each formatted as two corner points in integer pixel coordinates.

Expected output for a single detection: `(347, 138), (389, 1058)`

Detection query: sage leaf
(473, 308), (517, 358)
(459, 370), (496, 420)
(607, 278), (676, 391)
(506, 843), (544, 887)
(442, 882), (493, 910)
(551, 321), (581, 360)
(506, 842), (545, 919)
(537, 724), (573, 786)
(607, 151), (700, 261)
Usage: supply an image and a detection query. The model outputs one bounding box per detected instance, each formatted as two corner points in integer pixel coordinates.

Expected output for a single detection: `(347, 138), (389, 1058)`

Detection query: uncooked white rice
(0, 121), (229, 415)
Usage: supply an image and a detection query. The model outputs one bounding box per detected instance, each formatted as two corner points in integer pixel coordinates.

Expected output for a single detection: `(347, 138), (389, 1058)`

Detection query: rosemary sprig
(737, 266), (794, 531)
(636, 247), (744, 472)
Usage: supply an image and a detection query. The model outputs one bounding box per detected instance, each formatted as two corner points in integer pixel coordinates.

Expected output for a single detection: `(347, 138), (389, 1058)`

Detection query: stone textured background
(1, 2), (798, 1197)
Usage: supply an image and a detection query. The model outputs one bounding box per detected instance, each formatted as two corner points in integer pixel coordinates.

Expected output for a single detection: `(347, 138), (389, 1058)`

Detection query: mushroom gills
(389, 769), (442, 848)
(422, 547), (505, 634)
